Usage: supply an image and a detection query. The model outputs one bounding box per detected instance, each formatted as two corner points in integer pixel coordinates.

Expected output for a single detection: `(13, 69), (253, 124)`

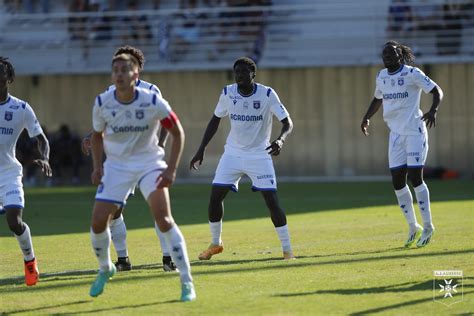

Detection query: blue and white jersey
(92, 87), (171, 165)
(375, 65), (437, 135)
(106, 79), (161, 96)
(214, 83), (289, 157)
(0, 95), (43, 180)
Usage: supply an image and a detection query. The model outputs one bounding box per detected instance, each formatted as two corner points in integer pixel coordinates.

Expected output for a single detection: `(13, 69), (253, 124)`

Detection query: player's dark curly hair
(384, 40), (415, 65)
(233, 57), (257, 73)
(0, 56), (15, 84)
(114, 46), (145, 71)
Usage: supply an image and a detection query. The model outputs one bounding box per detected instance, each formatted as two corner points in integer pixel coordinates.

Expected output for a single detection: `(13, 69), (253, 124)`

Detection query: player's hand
(81, 136), (92, 156)
(91, 167), (103, 185)
(190, 149), (204, 170)
(266, 138), (284, 156)
(361, 119), (370, 136)
(422, 109), (437, 128)
(33, 159), (52, 177)
(156, 168), (176, 188)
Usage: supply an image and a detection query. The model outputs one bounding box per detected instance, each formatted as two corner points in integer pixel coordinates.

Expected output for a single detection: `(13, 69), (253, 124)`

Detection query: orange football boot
(24, 258), (39, 286)
(198, 243), (224, 260)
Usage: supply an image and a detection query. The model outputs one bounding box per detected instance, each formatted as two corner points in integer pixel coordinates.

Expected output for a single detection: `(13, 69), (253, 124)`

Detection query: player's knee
(7, 219), (24, 235)
(156, 216), (173, 232)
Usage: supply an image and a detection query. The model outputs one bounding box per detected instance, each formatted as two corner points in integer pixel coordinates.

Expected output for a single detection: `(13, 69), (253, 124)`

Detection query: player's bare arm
(422, 85), (444, 128)
(190, 115), (221, 170)
(157, 113), (184, 188)
(361, 97), (383, 136)
(266, 116), (293, 156)
(90, 131), (104, 185)
(33, 132), (52, 177)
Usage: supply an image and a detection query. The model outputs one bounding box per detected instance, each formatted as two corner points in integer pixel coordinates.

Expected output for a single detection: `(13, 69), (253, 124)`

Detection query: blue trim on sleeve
(410, 68), (414, 73)
(267, 88), (272, 97)
(407, 165), (424, 169)
(390, 164), (407, 170)
(149, 84), (154, 90)
(251, 186), (277, 192)
(4, 204), (24, 209)
(212, 183), (238, 192)
(97, 96), (102, 107)
(136, 79), (141, 86)
(95, 198), (124, 206)
(152, 94), (157, 105)
(21, 102), (26, 109)
(224, 87), (227, 95)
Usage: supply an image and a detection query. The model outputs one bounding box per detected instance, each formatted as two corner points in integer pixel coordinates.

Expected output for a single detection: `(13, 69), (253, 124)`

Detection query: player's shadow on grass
(2, 248), (472, 294)
(274, 278), (473, 315)
(2, 180), (472, 236)
(4, 300), (91, 315)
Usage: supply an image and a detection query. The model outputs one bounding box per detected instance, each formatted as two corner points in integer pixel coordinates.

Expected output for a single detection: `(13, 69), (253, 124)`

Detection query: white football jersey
(106, 79), (161, 96)
(92, 87), (172, 165)
(0, 95), (43, 179)
(375, 65), (437, 135)
(214, 83), (289, 157)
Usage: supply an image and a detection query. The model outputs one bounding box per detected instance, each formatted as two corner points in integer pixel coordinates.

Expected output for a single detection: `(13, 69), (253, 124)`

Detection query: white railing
(1, 1), (474, 74)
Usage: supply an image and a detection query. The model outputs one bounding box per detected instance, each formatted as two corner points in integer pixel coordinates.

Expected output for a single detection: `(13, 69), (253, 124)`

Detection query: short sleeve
(149, 84), (161, 96)
(92, 97), (106, 132)
(411, 67), (436, 93)
(152, 94), (172, 120)
(214, 89), (228, 118)
(374, 73), (383, 99)
(24, 103), (43, 138)
(268, 89), (289, 121)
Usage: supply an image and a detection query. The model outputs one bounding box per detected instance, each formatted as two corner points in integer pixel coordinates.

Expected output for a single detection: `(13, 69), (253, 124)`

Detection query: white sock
(91, 228), (112, 272)
(110, 214), (128, 258)
(162, 225), (192, 284)
(15, 223), (35, 261)
(155, 221), (170, 256)
(275, 224), (292, 253)
(414, 182), (433, 228)
(395, 186), (418, 229)
(209, 220), (222, 245)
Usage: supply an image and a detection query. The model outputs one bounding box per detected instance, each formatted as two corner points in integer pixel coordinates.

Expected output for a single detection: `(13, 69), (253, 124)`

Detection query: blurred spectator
(50, 124), (82, 185)
(88, 0), (113, 41)
(23, 0), (49, 13)
(410, 0), (442, 56)
(121, 0), (153, 44)
(386, 0), (413, 42)
(68, 0), (89, 59)
(170, 0), (204, 62)
(436, 1), (469, 55)
(4, 0), (22, 13)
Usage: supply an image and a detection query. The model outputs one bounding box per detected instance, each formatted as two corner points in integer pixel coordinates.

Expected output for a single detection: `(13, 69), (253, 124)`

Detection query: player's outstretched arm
(422, 85), (444, 128)
(190, 115), (221, 170)
(90, 131), (105, 185)
(33, 132), (52, 177)
(157, 117), (184, 188)
(266, 116), (293, 156)
(361, 97), (383, 136)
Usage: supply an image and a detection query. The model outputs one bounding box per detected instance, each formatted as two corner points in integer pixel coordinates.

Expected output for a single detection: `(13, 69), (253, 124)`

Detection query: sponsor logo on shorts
(257, 174), (273, 180)
(6, 189), (20, 196)
(407, 152), (420, 157)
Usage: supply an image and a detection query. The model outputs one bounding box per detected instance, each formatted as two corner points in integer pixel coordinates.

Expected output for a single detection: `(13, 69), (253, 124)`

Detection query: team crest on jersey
(253, 101), (261, 109)
(4, 111), (13, 121)
(135, 109), (144, 120)
(398, 78), (404, 86)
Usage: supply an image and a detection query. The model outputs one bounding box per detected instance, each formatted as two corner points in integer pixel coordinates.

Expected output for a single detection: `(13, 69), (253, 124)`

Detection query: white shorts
(95, 161), (167, 206)
(212, 153), (277, 192)
(389, 131), (428, 170)
(0, 176), (25, 210)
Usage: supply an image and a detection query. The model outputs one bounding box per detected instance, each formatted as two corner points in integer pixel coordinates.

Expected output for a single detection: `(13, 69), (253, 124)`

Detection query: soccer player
(190, 57), (295, 260)
(361, 40), (443, 248)
(89, 53), (195, 301)
(82, 45), (175, 273)
(0, 56), (52, 286)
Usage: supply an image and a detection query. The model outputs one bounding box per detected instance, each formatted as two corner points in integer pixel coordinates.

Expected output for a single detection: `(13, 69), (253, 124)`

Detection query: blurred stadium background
(2, 0), (473, 182)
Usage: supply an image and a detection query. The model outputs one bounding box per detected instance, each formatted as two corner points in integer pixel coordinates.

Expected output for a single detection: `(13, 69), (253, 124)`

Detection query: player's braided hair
(114, 46), (145, 71)
(233, 57), (257, 73)
(0, 56), (15, 84)
(384, 40), (415, 65)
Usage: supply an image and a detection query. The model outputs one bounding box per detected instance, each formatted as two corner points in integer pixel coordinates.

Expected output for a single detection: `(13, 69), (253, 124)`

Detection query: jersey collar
(114, 90), (139, 105)
(238, 83), (257, 98)
(387, 65), (404, 75)
(0, 95), (11, 105)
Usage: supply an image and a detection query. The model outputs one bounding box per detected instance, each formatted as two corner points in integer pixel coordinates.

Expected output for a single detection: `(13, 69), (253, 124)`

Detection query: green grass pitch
(0, 181), (473, 315)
